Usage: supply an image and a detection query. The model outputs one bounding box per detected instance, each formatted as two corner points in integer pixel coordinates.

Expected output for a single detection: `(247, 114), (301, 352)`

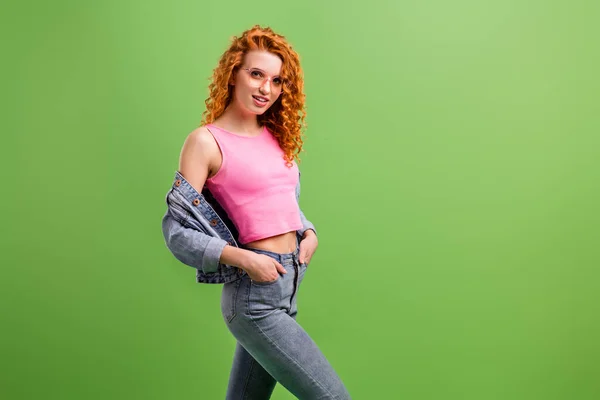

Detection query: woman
(162, 26), (350, 399)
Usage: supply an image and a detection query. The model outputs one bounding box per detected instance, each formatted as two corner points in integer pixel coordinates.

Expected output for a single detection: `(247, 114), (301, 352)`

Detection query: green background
(3, 0), (599, 399)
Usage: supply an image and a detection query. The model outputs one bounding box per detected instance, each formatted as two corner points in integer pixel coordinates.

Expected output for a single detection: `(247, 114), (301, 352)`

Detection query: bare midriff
(244, 231), (298, 254)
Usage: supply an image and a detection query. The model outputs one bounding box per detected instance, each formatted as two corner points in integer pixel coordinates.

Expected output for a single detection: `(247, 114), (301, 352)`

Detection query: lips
(252, 95), (269, 103)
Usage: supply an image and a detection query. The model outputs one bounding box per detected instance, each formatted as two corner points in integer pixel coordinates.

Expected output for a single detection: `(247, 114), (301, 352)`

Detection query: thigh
(226, 342), (276, 400)
(228, 298), (350, 399)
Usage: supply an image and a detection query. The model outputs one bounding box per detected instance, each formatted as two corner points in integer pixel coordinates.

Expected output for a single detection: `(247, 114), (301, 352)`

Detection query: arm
(163, 127), (286, 281)
(295, 172), (318, 264)
(298, 208), (317, 239)
(176, 127), (257, 270)
(162, 212), (228, 273)
(295, 172), (317, 239)
(162, 127), (229, 273)
(162, 209), (284, 276)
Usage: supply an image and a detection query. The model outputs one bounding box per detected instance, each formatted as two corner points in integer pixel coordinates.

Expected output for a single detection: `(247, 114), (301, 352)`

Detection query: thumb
(298, 244), (305, 264)
(299, 249), (308, 264)
(275, 261), (287, 274)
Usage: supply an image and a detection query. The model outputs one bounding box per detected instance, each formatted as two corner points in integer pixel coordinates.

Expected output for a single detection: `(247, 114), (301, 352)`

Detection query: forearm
(219, 245), (255, 271)
(162, 213), (228, 274)
(295, 175), (317, 238)
(297, 207), (317, 238)
(302, 228), (316, 239)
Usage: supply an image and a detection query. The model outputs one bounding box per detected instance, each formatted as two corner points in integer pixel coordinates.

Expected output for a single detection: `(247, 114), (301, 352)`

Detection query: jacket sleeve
(161, 212), (228, 274)
(295, 174), (317, 238)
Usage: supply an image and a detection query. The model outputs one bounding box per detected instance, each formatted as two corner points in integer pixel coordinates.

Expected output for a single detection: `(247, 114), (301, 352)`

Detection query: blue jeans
(220, 247), (351, 399)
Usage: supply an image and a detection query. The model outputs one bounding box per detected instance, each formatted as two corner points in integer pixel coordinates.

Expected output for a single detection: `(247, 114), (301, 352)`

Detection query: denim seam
(247, 308), (336, 398)
(240, 354), (255, 399)
(227, 280), (241, 323)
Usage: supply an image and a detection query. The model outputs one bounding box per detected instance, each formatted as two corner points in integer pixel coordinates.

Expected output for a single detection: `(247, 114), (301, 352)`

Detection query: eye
(272, 77), (283, 86)
(250, 69), (263, 79)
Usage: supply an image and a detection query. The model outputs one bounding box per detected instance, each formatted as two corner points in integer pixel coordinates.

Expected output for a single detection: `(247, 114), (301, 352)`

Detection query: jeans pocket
(248, 275), (285, 316)
(251, 275), (281, 286)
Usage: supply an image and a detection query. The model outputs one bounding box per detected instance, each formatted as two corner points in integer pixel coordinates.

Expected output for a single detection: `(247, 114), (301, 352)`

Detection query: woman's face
(231, 50), (284, 115)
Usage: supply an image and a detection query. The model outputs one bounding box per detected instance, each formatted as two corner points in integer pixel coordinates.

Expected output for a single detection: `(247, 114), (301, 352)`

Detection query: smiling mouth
(252, 95), (268, 103)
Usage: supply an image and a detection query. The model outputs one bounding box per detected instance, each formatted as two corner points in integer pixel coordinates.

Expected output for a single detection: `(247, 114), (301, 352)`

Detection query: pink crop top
(204, 124), (303, 244)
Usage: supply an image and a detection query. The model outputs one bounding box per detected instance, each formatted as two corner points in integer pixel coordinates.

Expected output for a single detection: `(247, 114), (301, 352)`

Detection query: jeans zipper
(290, 253), (300, 310)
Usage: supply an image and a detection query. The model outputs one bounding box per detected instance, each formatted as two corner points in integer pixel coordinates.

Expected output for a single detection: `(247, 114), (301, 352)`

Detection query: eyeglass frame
(240, 67), (289, 91)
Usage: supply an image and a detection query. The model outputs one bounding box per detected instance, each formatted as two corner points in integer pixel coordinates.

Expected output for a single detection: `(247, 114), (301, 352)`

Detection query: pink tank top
(204, 124), (303, 244)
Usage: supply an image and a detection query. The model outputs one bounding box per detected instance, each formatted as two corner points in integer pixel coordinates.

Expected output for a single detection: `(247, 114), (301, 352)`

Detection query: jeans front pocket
(250, 275), (281, 286)
(247, 273), (287, 317)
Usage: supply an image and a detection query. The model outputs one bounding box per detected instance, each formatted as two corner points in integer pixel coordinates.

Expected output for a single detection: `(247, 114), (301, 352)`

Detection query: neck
(218, 104), (263, 136)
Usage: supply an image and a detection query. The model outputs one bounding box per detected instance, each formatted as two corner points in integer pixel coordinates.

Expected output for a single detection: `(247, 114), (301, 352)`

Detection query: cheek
(233, 84), (250, 101)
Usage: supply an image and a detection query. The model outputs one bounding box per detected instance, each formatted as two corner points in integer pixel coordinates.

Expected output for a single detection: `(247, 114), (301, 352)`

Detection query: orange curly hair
(200, 25), (307, 165)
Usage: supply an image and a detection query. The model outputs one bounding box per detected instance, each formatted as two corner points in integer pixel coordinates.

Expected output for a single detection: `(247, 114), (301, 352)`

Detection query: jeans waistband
(243, 246), (300, 266)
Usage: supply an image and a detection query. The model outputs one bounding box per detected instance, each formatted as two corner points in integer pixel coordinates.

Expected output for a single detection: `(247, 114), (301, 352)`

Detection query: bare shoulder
(178, 126), (220, 191)
(183, 126), (219, 151)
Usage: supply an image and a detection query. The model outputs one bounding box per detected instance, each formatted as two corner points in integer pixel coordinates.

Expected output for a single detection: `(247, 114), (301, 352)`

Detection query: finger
(275, 261), (286, 274)
(298, 246), (307, 264)
(300, 250), (310, 264)
(298, 244), (304, 264)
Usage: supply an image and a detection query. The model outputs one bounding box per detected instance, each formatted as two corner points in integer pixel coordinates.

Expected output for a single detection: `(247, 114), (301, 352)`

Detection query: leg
(226, 260), (350, 399)
(225, 341), (277, 400)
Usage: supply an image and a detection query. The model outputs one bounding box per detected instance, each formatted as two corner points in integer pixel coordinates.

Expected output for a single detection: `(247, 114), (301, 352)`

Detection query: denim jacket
(161, 171), (317, 284)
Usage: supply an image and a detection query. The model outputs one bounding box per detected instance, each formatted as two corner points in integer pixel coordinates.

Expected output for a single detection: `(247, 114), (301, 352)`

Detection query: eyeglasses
(241, 68), (287, 91)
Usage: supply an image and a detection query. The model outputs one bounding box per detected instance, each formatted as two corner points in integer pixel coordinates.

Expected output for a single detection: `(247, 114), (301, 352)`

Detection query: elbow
(162, 214), (202, 270)
(161, 213), (226, 274)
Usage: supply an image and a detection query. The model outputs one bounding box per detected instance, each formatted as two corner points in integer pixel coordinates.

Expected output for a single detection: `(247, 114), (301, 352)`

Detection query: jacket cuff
(297, 225), (317, 239)
(201, 237), (228, 274)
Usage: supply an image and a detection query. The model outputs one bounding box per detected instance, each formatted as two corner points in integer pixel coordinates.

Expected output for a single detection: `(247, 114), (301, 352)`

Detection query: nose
(258, 79), (272, 95)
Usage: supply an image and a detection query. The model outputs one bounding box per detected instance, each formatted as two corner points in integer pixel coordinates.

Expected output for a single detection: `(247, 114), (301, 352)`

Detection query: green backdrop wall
(3, 0), (599, 399)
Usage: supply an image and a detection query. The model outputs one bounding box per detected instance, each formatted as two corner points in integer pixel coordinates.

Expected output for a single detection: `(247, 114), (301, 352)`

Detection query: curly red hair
(200, 25), (307, 165)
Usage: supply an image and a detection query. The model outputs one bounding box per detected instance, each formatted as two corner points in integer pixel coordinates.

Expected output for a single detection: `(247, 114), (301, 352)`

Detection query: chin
(248, 104), (271, 115)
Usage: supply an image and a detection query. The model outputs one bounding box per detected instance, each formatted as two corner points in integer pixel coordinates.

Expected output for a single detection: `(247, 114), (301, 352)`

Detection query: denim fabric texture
(221, 247), (350, 399)
(160, 172), (349, 398)
(161, 171), (316, 283)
